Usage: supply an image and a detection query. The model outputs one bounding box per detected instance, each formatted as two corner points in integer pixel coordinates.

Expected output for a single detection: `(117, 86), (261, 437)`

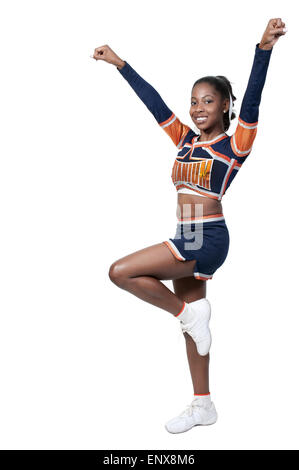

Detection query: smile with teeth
(196, 117), (208, 122)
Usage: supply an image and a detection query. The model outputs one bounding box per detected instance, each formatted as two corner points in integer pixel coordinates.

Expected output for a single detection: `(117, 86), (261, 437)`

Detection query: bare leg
(172, 277), (210, 394)
(109, 242), (197, 316)
(109, 242), (209, 392)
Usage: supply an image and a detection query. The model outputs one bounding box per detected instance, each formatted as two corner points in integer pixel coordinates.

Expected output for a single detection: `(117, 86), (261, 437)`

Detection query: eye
(191, 100), (213, 105)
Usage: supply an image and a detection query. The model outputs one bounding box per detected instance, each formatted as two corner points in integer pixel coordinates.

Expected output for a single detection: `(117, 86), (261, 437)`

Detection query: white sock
(175, 301), (194, 323)
(193, 393), (211, 407)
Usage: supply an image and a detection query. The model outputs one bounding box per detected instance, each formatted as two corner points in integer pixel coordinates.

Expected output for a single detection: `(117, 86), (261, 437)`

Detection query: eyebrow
(191, 94), (215, 99)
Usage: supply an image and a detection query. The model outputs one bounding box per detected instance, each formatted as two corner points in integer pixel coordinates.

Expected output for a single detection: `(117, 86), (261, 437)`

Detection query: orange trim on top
(221, 161), (237, 196)
(177, 213), (223, 222)
(230, 135), (250, 158)
(176, 147), (192, 159)
(206, 146), (231, 163)
(192, 134), (227, 146)
(176, 184), (219, 200)
(159, 113), (175, 127)
(238, 116), (258, 127)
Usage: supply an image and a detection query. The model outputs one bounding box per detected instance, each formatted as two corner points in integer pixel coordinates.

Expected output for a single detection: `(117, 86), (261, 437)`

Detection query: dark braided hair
(192, 76), (237, 132)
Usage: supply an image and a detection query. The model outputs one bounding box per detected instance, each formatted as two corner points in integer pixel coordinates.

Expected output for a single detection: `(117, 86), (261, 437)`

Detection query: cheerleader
(92, 18), (286, 433)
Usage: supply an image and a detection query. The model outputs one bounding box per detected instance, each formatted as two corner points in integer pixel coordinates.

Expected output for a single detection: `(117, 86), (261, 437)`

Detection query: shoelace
(180, 319), (198, 336)
(180, 320), (187, 333)
(180, 317), (207, 340)
(180, 320), (192, 334)
(180, 400), (203, 417)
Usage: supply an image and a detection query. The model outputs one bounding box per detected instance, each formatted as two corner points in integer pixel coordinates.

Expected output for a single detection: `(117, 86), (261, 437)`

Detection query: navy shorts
(163, 213), (230, 280)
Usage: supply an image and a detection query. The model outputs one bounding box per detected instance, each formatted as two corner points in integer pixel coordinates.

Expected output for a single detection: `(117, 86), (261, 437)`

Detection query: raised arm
(92, 44), (191, 148)
(230, 18), (287, 158)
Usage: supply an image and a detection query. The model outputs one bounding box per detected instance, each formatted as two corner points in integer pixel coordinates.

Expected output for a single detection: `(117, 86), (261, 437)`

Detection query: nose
(193, 103), (205, 113)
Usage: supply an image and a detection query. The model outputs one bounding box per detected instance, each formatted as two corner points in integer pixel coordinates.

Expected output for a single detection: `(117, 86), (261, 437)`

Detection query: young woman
(92, 18), (286, 433)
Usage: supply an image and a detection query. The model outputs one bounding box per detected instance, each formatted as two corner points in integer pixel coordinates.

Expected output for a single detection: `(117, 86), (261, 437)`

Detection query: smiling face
(190, 82), (229, 133)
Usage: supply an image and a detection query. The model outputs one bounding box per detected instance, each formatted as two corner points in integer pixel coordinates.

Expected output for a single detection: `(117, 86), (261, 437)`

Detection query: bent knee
(108, 262), (128, 287)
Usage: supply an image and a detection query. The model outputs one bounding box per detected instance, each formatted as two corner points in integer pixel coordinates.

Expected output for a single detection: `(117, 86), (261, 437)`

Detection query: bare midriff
(177, 193), (223, 220)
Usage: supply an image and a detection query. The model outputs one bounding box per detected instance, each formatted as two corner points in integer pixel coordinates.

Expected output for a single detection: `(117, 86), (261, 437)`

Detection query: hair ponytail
(215, 75), (237, 132)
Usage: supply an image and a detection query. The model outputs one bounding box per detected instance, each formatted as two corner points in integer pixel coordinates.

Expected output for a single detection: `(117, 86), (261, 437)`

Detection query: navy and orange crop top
(117, 44), (272, 201)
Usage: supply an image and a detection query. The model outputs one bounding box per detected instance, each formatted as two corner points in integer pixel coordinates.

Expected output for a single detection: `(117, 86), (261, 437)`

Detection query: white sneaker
(180, 298), (211, 356)
(165, 398), (217, 434)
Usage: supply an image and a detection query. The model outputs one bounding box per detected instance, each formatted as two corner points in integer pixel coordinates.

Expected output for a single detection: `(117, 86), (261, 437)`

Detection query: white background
(0, 0), (298, 451)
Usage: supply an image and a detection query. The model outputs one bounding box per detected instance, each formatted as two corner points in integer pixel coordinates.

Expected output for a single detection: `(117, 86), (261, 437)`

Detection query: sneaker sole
(165, 418), (217, 434)
(165, 413), (218, 433)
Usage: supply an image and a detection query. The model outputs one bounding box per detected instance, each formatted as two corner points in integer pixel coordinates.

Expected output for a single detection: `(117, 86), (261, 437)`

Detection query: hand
(90, 44), (125, 68)
(259, 18), (287, 50)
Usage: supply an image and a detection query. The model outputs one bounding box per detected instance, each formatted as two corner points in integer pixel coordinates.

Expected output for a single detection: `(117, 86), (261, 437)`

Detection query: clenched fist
(91, 44), (125, 69)
(259, 18), (287, 50)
